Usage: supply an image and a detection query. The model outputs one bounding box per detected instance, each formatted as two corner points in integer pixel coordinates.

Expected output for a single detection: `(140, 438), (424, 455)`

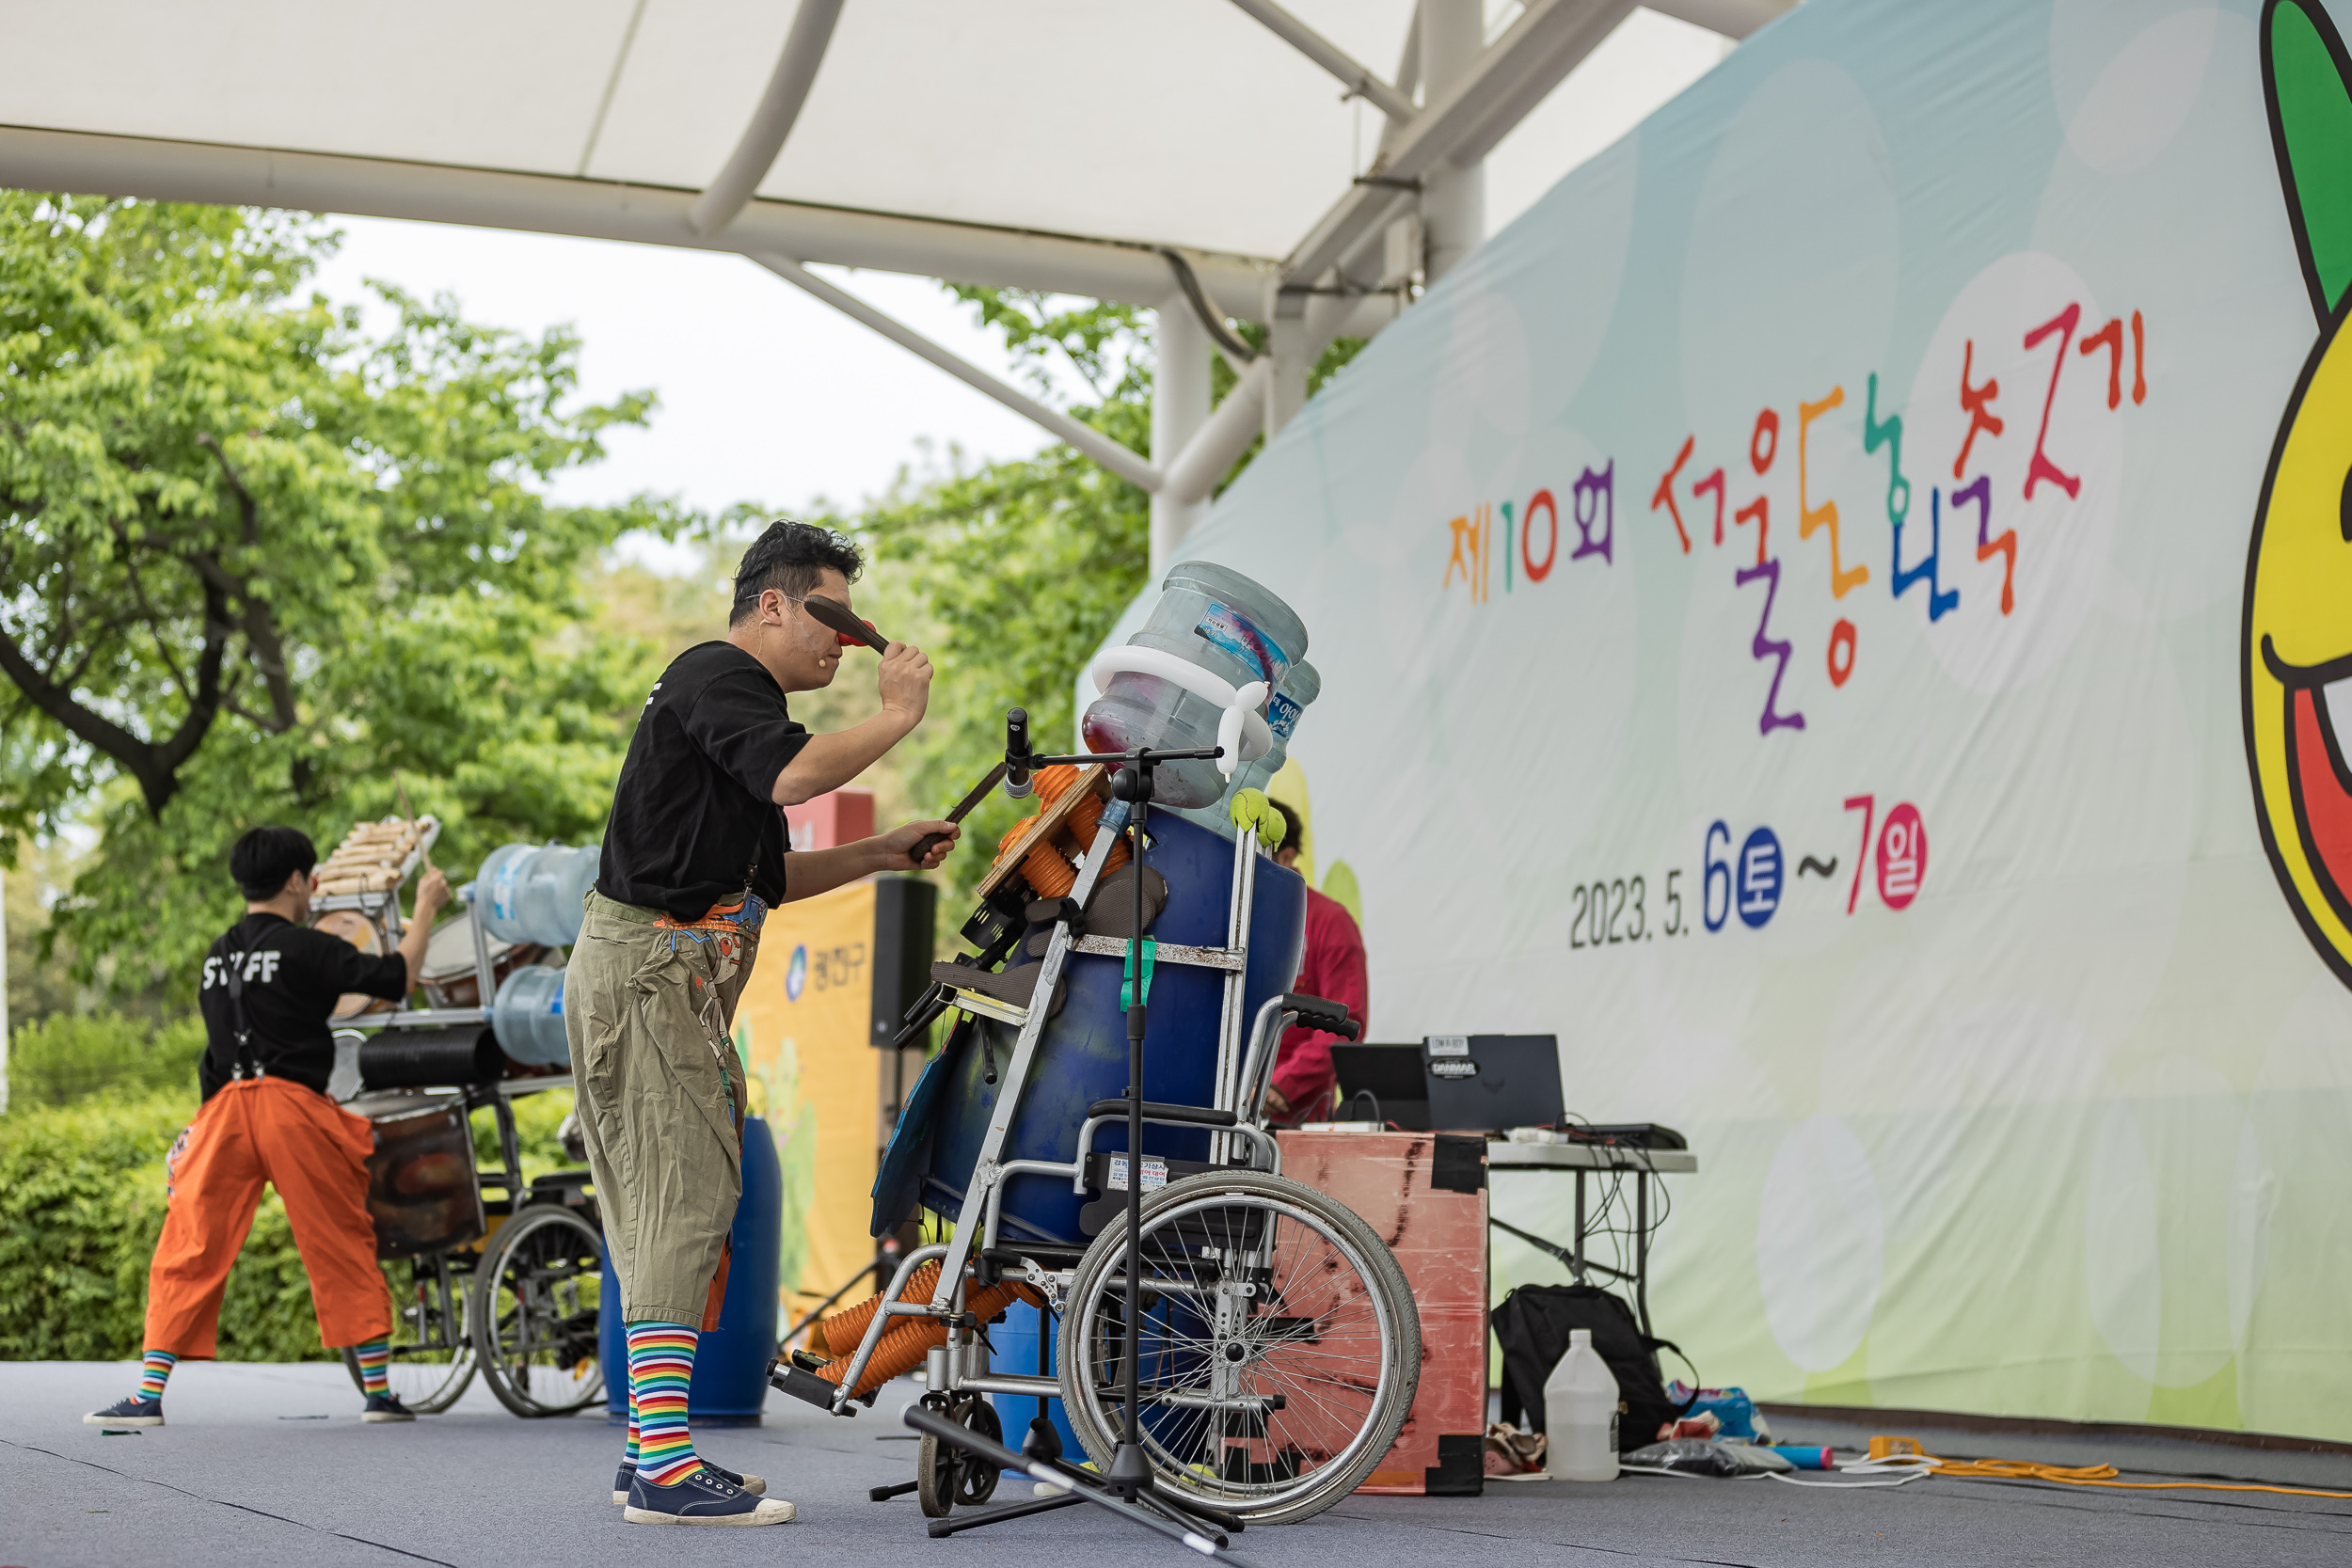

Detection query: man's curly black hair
(729, 520), (864, 625)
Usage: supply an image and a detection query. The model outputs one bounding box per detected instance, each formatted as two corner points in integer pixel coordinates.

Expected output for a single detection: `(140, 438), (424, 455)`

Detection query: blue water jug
(601, 1114), (783, 1425)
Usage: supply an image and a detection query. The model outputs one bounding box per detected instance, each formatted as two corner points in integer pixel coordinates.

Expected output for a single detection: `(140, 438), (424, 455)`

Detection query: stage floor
(8, 1360), (2351, 1568)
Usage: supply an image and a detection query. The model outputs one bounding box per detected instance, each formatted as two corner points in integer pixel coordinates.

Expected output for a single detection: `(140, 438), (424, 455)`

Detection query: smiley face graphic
(2246, 1), (2352, 986)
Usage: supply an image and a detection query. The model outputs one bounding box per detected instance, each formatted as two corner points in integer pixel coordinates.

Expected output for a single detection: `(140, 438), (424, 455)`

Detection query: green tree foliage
(0, 196), (683, 998)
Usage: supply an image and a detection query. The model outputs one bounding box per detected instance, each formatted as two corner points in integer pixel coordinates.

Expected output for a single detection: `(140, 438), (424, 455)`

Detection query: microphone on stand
(1004, 708), (1034, 800)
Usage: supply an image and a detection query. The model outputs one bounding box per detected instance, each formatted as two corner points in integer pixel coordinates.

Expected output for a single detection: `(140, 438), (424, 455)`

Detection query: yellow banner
(735, 879), (880, 1326)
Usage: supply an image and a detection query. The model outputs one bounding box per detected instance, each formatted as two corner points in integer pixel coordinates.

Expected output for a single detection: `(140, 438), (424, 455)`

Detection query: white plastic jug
(1544, 1328), (1621, 1481)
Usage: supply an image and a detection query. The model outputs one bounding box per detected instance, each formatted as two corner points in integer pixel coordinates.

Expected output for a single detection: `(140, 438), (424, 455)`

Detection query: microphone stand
(925, 724), (1238, 1545)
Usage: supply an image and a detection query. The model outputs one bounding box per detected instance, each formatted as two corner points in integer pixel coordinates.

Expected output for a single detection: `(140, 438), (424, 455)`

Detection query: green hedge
(8, 1011), (206, 1108)
(0, 1091), (332, 1362)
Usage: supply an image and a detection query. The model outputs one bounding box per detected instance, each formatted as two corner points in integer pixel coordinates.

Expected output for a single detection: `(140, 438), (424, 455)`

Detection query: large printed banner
(1104, 0), (2352, 1438)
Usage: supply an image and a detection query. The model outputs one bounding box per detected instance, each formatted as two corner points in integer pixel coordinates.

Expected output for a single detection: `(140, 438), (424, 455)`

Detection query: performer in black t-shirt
(571, 520), (957, 1527)
(88, 826), (451, 1430)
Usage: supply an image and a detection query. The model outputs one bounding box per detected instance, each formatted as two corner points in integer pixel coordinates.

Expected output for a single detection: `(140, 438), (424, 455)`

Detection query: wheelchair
(340, 1078), (604, 1418)
(777, 758), (1421, 1528)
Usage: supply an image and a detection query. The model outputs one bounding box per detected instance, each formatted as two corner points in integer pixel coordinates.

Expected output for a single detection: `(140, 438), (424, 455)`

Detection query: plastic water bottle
(491, 964), (569, 1065)
(476, 843), (599, 946)
(1080, 562), (1309, 809)
(1544, 1328), (1621, 1481)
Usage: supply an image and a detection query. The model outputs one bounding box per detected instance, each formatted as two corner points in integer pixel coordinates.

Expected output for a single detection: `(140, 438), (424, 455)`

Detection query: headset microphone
(1004, 708), (1034, 800)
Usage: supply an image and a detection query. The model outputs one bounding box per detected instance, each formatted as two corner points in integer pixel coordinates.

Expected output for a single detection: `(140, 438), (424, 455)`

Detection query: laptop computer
(1422, 1035), (1565, 1133)
(1327, 1044), (1432, 1131)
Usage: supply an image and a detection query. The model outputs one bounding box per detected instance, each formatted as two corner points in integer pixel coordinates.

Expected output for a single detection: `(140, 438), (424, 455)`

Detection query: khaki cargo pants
(564, 889), (759, 1326)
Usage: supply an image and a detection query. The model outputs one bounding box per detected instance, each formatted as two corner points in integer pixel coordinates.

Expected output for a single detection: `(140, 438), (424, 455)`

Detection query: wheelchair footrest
(767, 1359), (855, 1415)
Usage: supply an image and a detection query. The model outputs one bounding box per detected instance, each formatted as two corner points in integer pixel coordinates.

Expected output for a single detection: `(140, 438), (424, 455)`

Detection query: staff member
(87, 826), (451, 1428)
(570, 520), (958, 1528)
(1263, 800), (1369, 1126)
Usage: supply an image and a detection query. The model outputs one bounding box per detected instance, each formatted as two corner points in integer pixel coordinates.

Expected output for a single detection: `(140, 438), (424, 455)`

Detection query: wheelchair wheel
(345, 1253), (477, 1413)
(471, 1205), (606, 1417)
(1057, 1170), (1420, 1526)
(917, 1392), (1003, 1517)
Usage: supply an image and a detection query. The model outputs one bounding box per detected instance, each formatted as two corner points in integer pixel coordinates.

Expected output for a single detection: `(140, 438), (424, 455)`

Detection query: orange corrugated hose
(1064, 790), (1131, 874)
(1867, 1436), (2352, 1500)
(818, 1260), (943, 1357)
(988, 767), (1125, 897)
(810, 1279), (1041, 1398)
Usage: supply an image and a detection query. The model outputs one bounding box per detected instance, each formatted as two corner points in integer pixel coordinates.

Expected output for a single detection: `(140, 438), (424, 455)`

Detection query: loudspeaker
(869, 876), (938, 1047)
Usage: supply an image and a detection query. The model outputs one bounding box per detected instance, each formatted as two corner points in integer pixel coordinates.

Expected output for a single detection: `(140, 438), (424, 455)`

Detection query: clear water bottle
(476, 843), (599, 946)
(1172, 659), (1322, 840)
(1081, 562), (1309, 809)
(1544, 1328), (1621, 1481)
(491, 965), (569, 1066)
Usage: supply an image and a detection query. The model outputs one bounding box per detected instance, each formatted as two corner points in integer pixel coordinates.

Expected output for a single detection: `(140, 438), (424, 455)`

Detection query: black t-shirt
(197, 912), (412, 1101)
(598, 641), (811, 921)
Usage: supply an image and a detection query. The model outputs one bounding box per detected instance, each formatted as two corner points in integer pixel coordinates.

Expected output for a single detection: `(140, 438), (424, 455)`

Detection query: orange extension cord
(1868, 1436), (2352, 1500)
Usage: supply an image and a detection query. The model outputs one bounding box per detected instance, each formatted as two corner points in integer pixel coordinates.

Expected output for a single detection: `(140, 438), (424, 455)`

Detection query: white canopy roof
(0, 0), (1788, 314)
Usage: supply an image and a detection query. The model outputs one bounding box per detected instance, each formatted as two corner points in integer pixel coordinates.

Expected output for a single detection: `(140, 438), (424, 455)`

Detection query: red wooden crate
(1277, 1129), (1488, 1497)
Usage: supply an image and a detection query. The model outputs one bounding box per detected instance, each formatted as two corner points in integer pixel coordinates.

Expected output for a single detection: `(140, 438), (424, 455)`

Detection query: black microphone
(1004, 708), (1034, 800)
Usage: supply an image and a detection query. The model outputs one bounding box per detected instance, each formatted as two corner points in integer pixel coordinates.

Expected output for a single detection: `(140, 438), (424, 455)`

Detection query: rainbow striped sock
(135, 1350), (176, 1402)
(353, 1339), (390, 1398)
(624, 1378), (640, 1465)
(627, 1323), (702, 1486)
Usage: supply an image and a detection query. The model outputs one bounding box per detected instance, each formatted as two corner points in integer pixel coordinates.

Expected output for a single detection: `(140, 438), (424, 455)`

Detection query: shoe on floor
(612, 1461), (765, 1505)
(361, 1393), (416, 1423)
(624, 1467), (794, 1526)
(85, 1396), (165, 1428)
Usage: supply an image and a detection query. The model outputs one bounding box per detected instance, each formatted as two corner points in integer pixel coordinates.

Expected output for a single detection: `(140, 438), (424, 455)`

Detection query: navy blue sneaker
(361, 1393), (416, 1424)
(612, 1461), (766, 1505)
(85, 1396), (165, 1428)
(623, 1466), (794, 1526)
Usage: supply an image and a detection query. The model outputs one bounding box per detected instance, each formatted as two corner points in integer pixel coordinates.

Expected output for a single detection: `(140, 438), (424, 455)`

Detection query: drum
(314, 910), (398, 1022)
(417, 906), (542, 1010)
(350, 1089), (485, 1259)
(920, 809), (1307, 1246)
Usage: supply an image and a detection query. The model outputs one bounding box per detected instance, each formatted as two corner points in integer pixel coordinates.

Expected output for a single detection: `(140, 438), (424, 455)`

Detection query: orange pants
(144, 1076), (390, 1356)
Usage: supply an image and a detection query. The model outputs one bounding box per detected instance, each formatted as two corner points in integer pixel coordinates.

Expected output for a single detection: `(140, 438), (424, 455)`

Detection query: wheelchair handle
(1279, 991), (1360, 1039)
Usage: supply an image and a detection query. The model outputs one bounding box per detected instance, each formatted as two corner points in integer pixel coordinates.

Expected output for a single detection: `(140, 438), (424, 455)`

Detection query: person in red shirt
(1263, 800), (1369, 1127)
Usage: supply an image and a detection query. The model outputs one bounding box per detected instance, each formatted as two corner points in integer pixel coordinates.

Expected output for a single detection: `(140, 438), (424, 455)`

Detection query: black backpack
(1490, 1284), (1693, 1453)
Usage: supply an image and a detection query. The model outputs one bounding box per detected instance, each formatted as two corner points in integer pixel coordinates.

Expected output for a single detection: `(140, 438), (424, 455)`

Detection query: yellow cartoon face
(2247, 1), (2352, 985)
(2246, 314), (2352, 983)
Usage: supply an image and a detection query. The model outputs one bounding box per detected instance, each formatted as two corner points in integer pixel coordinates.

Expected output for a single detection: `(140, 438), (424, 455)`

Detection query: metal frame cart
(322, 826), (601, 1418)
(776, 728), (1423, 1537)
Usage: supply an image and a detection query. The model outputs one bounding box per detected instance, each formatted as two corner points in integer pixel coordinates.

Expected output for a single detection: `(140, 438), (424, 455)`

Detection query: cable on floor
(1867, 1436), (2352, 1500)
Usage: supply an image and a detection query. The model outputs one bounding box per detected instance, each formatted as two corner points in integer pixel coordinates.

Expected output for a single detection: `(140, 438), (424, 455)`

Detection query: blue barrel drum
(914, 809), (1305, 1246)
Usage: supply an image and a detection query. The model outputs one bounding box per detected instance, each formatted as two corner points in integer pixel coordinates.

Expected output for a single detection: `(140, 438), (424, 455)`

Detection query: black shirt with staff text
(597, 641), (812, 922)
(197, 912), (411, 1101)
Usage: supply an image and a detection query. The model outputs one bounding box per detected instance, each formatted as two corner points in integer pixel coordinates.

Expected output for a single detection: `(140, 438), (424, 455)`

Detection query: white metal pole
(1419, 0), (1487, 283)
(754, 254), (1165, 493)
(688, 0), (846, 236)
(1150, 293), (1210, 575)
(1164, 357), (1271, 504)
(1263, 314), (1309, 443)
